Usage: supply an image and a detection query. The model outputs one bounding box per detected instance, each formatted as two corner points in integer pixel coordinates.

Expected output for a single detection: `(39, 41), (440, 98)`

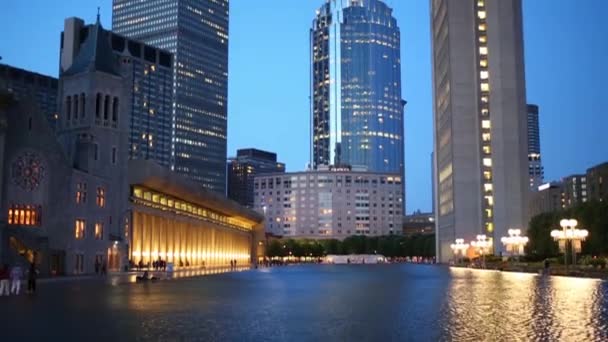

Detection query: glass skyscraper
(112, 0), (229, 193)
(527, 104), (544, 191)
(310, 0), (405, 178)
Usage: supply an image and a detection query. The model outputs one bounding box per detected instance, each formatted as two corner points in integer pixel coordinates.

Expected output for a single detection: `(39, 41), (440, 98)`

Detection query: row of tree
(265, 234), (435, 258)
(527, 200), (608, 259)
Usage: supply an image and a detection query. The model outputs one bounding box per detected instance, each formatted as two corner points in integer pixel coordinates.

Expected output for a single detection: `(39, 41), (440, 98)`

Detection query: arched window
(104, 95), (110, 120)
(96, 93), (102, 119)
(112, 97), (119, 122)
(73, 94), (79, 120)
(66, 96), (72, 121)
(80, 93), (86, 118)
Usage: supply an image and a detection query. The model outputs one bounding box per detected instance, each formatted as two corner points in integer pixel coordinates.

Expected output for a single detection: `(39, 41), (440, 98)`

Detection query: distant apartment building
(586, 162), (608, 203)
(254, 167), (403, 238)
(431, 0), (529, 262)
(527, 104), (544, 191)
(0, 64), (58, 129)
(59, 17), (174, 167)
(228, 149), (285, 208)
(402, 211), (435, 236)
(561, 174), (587, 208)
(529, 182), (563, 218)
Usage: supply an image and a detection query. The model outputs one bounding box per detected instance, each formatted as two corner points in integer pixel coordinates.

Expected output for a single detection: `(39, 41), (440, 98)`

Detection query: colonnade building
(254, 167), (403, 239)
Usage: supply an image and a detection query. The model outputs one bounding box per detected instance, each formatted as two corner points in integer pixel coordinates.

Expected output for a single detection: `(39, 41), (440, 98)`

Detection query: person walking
(0, 265), (10, 296)
(27, 262), (38, 294)
(10, 264), (23, 295)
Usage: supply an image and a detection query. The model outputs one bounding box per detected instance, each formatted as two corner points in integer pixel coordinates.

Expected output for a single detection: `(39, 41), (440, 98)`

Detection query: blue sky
(1, 0), (607, 214)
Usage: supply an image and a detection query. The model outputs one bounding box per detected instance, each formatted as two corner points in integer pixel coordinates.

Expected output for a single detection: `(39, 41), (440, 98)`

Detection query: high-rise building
(310, 0), (405, 179)
(0, 64), (58, 129)
(529, 182), (564, 218)
(227, 149), (285, 208)
(586, 162), (608, 203)
(561, 174), (587, 208)
(527, 104), (543, 191)
(60, 17), (174, 167)
(431, 0), (529, 262)
(112, 0), (229, 193)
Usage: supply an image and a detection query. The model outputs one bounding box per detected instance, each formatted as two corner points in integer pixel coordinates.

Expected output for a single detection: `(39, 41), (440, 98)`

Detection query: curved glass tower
(311, 0), (404, 176)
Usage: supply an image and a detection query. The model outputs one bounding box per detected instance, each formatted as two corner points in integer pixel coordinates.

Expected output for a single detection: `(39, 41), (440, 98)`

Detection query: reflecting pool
(2, 264), (607, 341)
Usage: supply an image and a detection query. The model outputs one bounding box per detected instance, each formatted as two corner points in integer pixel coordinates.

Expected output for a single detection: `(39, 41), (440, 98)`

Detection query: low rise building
(253, 167), (403, 239)
(529, 182), (564, 218)
(402, 211), (435, 236)
(586, 162), (608, 203)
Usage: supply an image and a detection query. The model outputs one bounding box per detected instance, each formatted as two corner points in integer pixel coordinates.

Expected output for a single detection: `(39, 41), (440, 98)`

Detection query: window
(483, 158), (492, 167)
(66, 96), (72, 121)
(482, 133), (491, 142)
(75, 254), (84, 274)
(96, 93), (101, 118)
(480, 59), (488, 68)
(480, 71), (489, 79)
(484, 183), (493, 192)
(112, 147), (117, 164)
(479, 35), (487, 43)
(478, 11), (486, 19)
(480, 82), (490, 92)
(104, 95), (110, 120)
(482, 120), (491, 129)
(75, 219), (85, 239)
(94, 144), (99, 161)
(73, 94), (79, 120)
(76, 182), (87, 204)
(478, 23), (486, 31)
(96, 187), (106, 208)
(483, 145), (491, 154)
(7, 204), (41, 226)
(80, 93), (86, 118)
(112, 97), (119, 122)
(94, 222), (104, 240)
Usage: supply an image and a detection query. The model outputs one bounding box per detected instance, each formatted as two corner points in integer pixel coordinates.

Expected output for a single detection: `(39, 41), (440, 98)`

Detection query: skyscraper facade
(527, 104), (543, 191)
(431, 0), (529, 262)
(112, 0), (229, 193)
(227, 148), (285, 208)
(310, 0), (405, 179)
(60, 17), (174, 168)
(0, 64), (58, 129)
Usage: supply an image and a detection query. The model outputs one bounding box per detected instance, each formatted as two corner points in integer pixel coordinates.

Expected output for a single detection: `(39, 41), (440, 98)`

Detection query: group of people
(94, 259), (107, 276)
(0, 262), (38, 296)
(229, 259), (238, 269)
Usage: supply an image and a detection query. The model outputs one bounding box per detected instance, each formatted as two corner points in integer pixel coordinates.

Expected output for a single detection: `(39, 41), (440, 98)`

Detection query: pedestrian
(10, 264), (23, 295)
(27, 262), (38, 294)
(0, 265), (10, 296)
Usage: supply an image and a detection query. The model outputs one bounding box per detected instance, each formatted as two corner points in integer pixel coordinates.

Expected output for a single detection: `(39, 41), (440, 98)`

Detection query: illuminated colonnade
(129, 186), (259, 267)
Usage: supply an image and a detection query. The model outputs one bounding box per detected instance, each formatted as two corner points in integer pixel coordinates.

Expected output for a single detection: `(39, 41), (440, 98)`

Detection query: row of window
(7, 204), (42, 226)
(64, 93), (119, 124)
(76, 182), (106, 207)
(74, 219), (104, 240)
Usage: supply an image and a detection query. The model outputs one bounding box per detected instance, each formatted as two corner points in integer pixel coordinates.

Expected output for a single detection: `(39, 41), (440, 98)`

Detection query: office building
(0, 64), (58, 129)
(227, 149), (285, 208)
(60, 17), (174, 167)
(586, 162), (608, 203)
(402, 211), (435, 236)
(254, 167), (403, 238)
(112, 0), (229, 193)
(529, 182), (564, 218)
(431, 0), (529, 262)
(527, 104), (543, 191)
(561, 174), (587, 208)
(310, 0), (405, 184)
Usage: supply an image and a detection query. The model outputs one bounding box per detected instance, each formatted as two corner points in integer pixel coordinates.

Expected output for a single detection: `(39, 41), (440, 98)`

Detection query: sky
(1, 0), (607, 214)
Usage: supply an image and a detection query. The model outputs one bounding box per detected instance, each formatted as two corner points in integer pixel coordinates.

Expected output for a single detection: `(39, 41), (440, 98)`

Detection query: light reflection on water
(443, 268), (608, 341)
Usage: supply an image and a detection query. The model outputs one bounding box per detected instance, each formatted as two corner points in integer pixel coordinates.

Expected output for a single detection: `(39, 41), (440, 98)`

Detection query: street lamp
(551, 218), (589, 269)
(471, 234), (492, 268)
(450, 238), (469, 264)
(500, 228), (529, 259)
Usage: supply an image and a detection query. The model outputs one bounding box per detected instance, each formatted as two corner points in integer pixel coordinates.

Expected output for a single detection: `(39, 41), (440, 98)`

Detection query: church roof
(63, 17), (120, 77)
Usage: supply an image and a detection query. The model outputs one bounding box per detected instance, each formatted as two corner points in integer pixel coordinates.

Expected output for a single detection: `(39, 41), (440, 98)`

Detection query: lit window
(95, 223), (104, 240)
(96, 187), (106, 208)
(75, 219), (85, 239)
(481, 108), (489, 115)
(484, 183), (493, 192)
(481, 96), (489, 103)
(478, 11), (486, 19)
(482, 120), (491, 129)
(482, 133), (491, 141)
(479, 47), (488, 55)
(483, 145), (491, 154)
(485, 208), (493, 218)
(486, 222), (494, 232)
(480, 71), (489, 79)
(480, 59), (488, 67)
(481, 83), (490, 92)
(76, 182), (87, 204)
(485, 195), (494, 206)
(7, 204), (41, 226)
(479, 36), (487, 43)
(478, 24), (486, 31)
(483, 158), (492, 167)
(484, 171), (492, 181)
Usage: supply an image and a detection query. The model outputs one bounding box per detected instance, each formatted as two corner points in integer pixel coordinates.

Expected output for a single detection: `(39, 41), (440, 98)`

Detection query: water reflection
(443, 268), (608, 341)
